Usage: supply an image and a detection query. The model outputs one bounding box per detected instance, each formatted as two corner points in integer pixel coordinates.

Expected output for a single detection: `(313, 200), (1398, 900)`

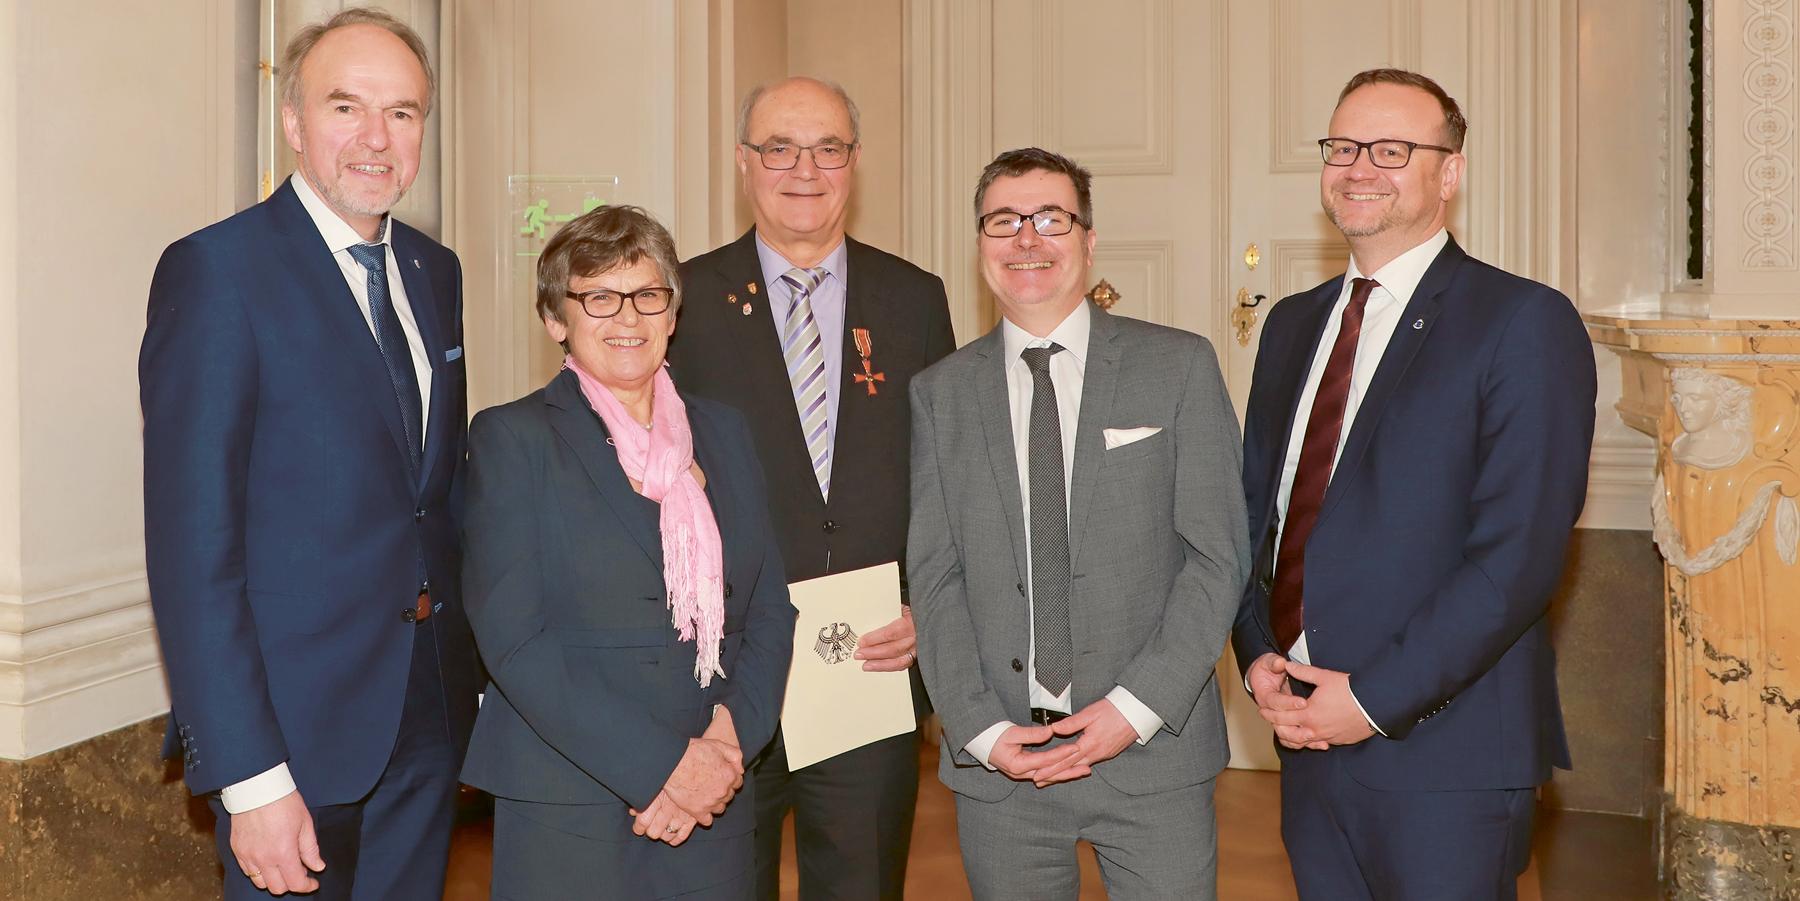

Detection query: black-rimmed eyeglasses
(1319, 138), (1455, 169)
(564, 287), (674, 319)
(741, 141), (857, 170)
(979, 207), (1088, 238)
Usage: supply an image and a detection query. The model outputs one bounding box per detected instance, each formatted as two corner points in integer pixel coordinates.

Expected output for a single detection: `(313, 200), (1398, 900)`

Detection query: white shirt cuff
(218, 762), (297, 814)
(1346, 681), (1388, 737)
(966, 721), (1013, 770)
(1105, 686), (1164, 745)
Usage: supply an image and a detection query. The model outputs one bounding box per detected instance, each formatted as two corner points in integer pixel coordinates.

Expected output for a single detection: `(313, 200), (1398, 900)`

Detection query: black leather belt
(1030, 708), (1069, 726)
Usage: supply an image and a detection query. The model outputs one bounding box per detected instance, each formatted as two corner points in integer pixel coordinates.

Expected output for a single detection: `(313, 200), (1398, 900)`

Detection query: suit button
(822, 520), (838, 534)
(401, 607), (417, 623)
(724, 583), (734, 598)
(1012, 658), (1023, 673)
(415, 508), (425, 521)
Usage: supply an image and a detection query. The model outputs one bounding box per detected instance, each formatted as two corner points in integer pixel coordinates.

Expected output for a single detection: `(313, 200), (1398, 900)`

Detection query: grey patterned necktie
(1022, 344), (1072, 696)
(346, 243), (423, 477)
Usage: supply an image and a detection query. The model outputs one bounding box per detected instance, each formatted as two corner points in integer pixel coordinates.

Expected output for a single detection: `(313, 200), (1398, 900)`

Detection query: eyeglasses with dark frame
(563, 287), (675, 319)
(979, 206), (1088, 239)
(741, 141), (858, 170)
(1318, 138), (1456, 169)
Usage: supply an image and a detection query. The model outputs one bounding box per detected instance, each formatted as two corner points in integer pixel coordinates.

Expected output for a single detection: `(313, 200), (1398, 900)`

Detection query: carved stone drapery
(1586, 310), (1800, 898)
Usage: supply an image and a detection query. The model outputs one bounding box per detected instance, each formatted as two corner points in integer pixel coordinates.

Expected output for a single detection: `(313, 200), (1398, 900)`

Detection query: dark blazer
(909, 305), (1250, 804)
(667, 229), (957, 585)
(1231, 235), (1597, 792)
(458, 369), (796, 839)
(140, 179), (479, 803)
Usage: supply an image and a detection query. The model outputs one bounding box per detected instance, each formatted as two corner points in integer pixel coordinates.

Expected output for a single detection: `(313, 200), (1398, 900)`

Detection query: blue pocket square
(445, 346), (463, 362)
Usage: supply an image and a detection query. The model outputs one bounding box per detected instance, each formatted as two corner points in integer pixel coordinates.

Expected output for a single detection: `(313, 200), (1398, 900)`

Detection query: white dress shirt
(1271, 227), (1449, 734)
(964, 302), (1165, 768)
(220, 175), (436, 815)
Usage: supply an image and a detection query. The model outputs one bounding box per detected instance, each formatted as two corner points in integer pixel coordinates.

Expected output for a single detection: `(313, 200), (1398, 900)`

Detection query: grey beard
(1324, 199), (1400, 238)
(299, 154), (407, 219)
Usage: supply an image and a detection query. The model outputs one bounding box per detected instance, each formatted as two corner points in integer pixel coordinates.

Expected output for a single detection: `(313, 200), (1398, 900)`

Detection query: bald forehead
(1332, 83), (1448, 142)
(747, 79), (853, 141)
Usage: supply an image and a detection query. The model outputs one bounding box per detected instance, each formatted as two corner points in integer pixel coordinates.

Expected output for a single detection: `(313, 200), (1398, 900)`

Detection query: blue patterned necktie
(781, 267), (833, 501)
(346, 243), (423, 477)
(1022, 344), (1072, 696)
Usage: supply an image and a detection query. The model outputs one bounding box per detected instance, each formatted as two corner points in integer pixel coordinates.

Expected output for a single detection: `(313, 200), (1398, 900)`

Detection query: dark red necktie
(1270, 277), (1379, 654)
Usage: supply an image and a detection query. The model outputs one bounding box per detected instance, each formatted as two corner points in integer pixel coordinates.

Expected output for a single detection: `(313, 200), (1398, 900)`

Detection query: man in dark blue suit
(140, 9), (477, 899)
(1232, 69), (1597, 901)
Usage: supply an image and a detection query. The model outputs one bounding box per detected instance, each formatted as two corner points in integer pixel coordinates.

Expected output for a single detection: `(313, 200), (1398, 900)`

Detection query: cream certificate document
(780, 561), (915, 770)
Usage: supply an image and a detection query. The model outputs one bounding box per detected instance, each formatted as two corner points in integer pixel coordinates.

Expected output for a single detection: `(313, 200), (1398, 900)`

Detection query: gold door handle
(1232, 288), (1266, 347)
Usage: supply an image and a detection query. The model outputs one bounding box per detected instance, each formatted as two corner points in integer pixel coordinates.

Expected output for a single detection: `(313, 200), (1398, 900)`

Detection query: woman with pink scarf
(460, 206), (796, 901)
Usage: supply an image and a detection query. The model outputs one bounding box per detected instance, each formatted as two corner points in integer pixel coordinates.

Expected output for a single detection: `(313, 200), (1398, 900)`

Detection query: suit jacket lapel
(544, 370), (663, 567)
(392, 228), (447, 495)
(832, 238), (892, 514)
(1067, 303), (1119, 567)
(268, 183), (415, 475)
(973, 330), (1029, 586)
(1317, 237), (1462, 528)
(713, 229), (822, 504)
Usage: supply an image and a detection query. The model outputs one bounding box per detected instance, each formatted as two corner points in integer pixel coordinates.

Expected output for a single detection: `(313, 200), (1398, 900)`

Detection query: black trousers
(214, 619), (460, 901)
(752, 728), (920, 901)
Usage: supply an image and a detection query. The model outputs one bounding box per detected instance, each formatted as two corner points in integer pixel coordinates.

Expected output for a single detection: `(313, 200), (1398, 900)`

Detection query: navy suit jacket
(140, 180), (479, 804)
(458, 369), (796, 840)
(1231, 236), (1596, 791)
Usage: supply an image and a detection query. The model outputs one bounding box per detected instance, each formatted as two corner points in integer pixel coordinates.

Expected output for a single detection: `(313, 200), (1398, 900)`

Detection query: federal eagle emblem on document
(814, 622), (859, 664)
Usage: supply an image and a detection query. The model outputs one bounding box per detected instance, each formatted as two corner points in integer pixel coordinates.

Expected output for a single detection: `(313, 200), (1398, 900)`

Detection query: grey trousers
(953, 774), (1218, 901)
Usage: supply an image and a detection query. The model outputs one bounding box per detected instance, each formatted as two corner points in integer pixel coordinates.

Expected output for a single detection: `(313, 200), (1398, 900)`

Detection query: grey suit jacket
(907, 303), (1250, 802)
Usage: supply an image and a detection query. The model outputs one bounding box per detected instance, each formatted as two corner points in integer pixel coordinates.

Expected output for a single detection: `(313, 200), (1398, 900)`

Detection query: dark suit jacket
(1231, 235), (1596, 792)
(458, 369), (796, 841)
(140, 179), (479, 803)
(667, 229), (956, 586)
(909, 305), (1250, 803)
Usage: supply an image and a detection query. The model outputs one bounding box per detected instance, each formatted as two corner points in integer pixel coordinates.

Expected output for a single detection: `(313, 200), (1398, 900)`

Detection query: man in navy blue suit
(1232, 69), (1597, 901)
(140, 8), (477, 899)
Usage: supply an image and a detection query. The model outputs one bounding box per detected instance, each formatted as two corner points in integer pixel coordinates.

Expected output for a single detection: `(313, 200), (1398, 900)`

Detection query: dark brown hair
(279, 8), (437, 117)
(535, 205), (683, 338)
(973, 148), (1094, 230)
(1337, 69), (1467, 152)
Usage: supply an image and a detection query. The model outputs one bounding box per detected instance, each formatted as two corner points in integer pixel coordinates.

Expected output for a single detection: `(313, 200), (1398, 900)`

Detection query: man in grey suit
(907, 147), (1250, 900)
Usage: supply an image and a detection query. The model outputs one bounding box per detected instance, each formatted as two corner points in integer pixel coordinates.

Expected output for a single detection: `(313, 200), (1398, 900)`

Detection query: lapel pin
(412, 259), (420, 268)
(727, 293), (738, 304)
(748, 282), (758, 295)
(742, 303), (754, 316)
(1412, 319), (1425, 330)
(853, 328), (886, 395)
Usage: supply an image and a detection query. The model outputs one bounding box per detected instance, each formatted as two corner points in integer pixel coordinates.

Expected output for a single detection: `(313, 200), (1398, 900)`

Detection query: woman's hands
(629, 706), (744, 846)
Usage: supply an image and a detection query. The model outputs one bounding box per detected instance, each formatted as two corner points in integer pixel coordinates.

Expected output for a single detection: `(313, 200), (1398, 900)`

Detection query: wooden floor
(444, 745), (1656, 900)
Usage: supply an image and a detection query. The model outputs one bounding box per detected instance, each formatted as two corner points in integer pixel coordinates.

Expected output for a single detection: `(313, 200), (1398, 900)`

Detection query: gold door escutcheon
(1232, 287), (1266, 347)
(1245, 243), (1260, 270)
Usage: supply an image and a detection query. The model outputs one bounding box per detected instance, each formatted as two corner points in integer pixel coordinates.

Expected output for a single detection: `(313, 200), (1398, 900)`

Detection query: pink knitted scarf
(566, 359), (726, 686)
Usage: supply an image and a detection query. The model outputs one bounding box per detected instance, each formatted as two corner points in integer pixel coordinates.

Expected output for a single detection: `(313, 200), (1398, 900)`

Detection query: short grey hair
(736, 79), (861, 146)
(278, 7), (437, 118)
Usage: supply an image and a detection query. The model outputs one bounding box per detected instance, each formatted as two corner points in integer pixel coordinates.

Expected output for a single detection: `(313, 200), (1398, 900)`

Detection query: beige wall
(0, 0), (259, 758)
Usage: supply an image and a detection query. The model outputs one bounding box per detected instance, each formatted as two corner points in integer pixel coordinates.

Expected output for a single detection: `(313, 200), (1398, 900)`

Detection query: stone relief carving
(1670, 368), (1755, 469)
(1742, 0), (1796, 269)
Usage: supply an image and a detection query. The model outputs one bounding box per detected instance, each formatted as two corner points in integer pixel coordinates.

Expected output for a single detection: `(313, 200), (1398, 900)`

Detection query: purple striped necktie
(1270, 276), (1378, 654)
(781, 267), (832, 500)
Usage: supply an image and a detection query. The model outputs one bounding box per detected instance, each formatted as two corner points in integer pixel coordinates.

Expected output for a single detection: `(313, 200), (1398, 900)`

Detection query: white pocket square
(1103, 426), (1162, 450)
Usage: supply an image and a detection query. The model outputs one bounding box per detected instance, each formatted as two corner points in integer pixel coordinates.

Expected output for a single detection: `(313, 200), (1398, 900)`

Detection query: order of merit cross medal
(852, 328), (884, 395)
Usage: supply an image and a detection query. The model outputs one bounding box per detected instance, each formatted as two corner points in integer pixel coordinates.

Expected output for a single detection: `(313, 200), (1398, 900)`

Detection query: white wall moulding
(1269, 0), (1423, 174)
(0, 573), (167, 760)
(903, 0), (995, 344)
(1027, 0), (1173, 176)
(1738, 0), (1796, 271)
(1268, 239), (1350, 302)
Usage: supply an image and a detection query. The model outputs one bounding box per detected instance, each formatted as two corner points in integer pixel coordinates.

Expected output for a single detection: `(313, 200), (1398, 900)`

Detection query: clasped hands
(630, 706), (745, 846)
(1247, 652), (1375, 750)
(989, 698), (1139, 788)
